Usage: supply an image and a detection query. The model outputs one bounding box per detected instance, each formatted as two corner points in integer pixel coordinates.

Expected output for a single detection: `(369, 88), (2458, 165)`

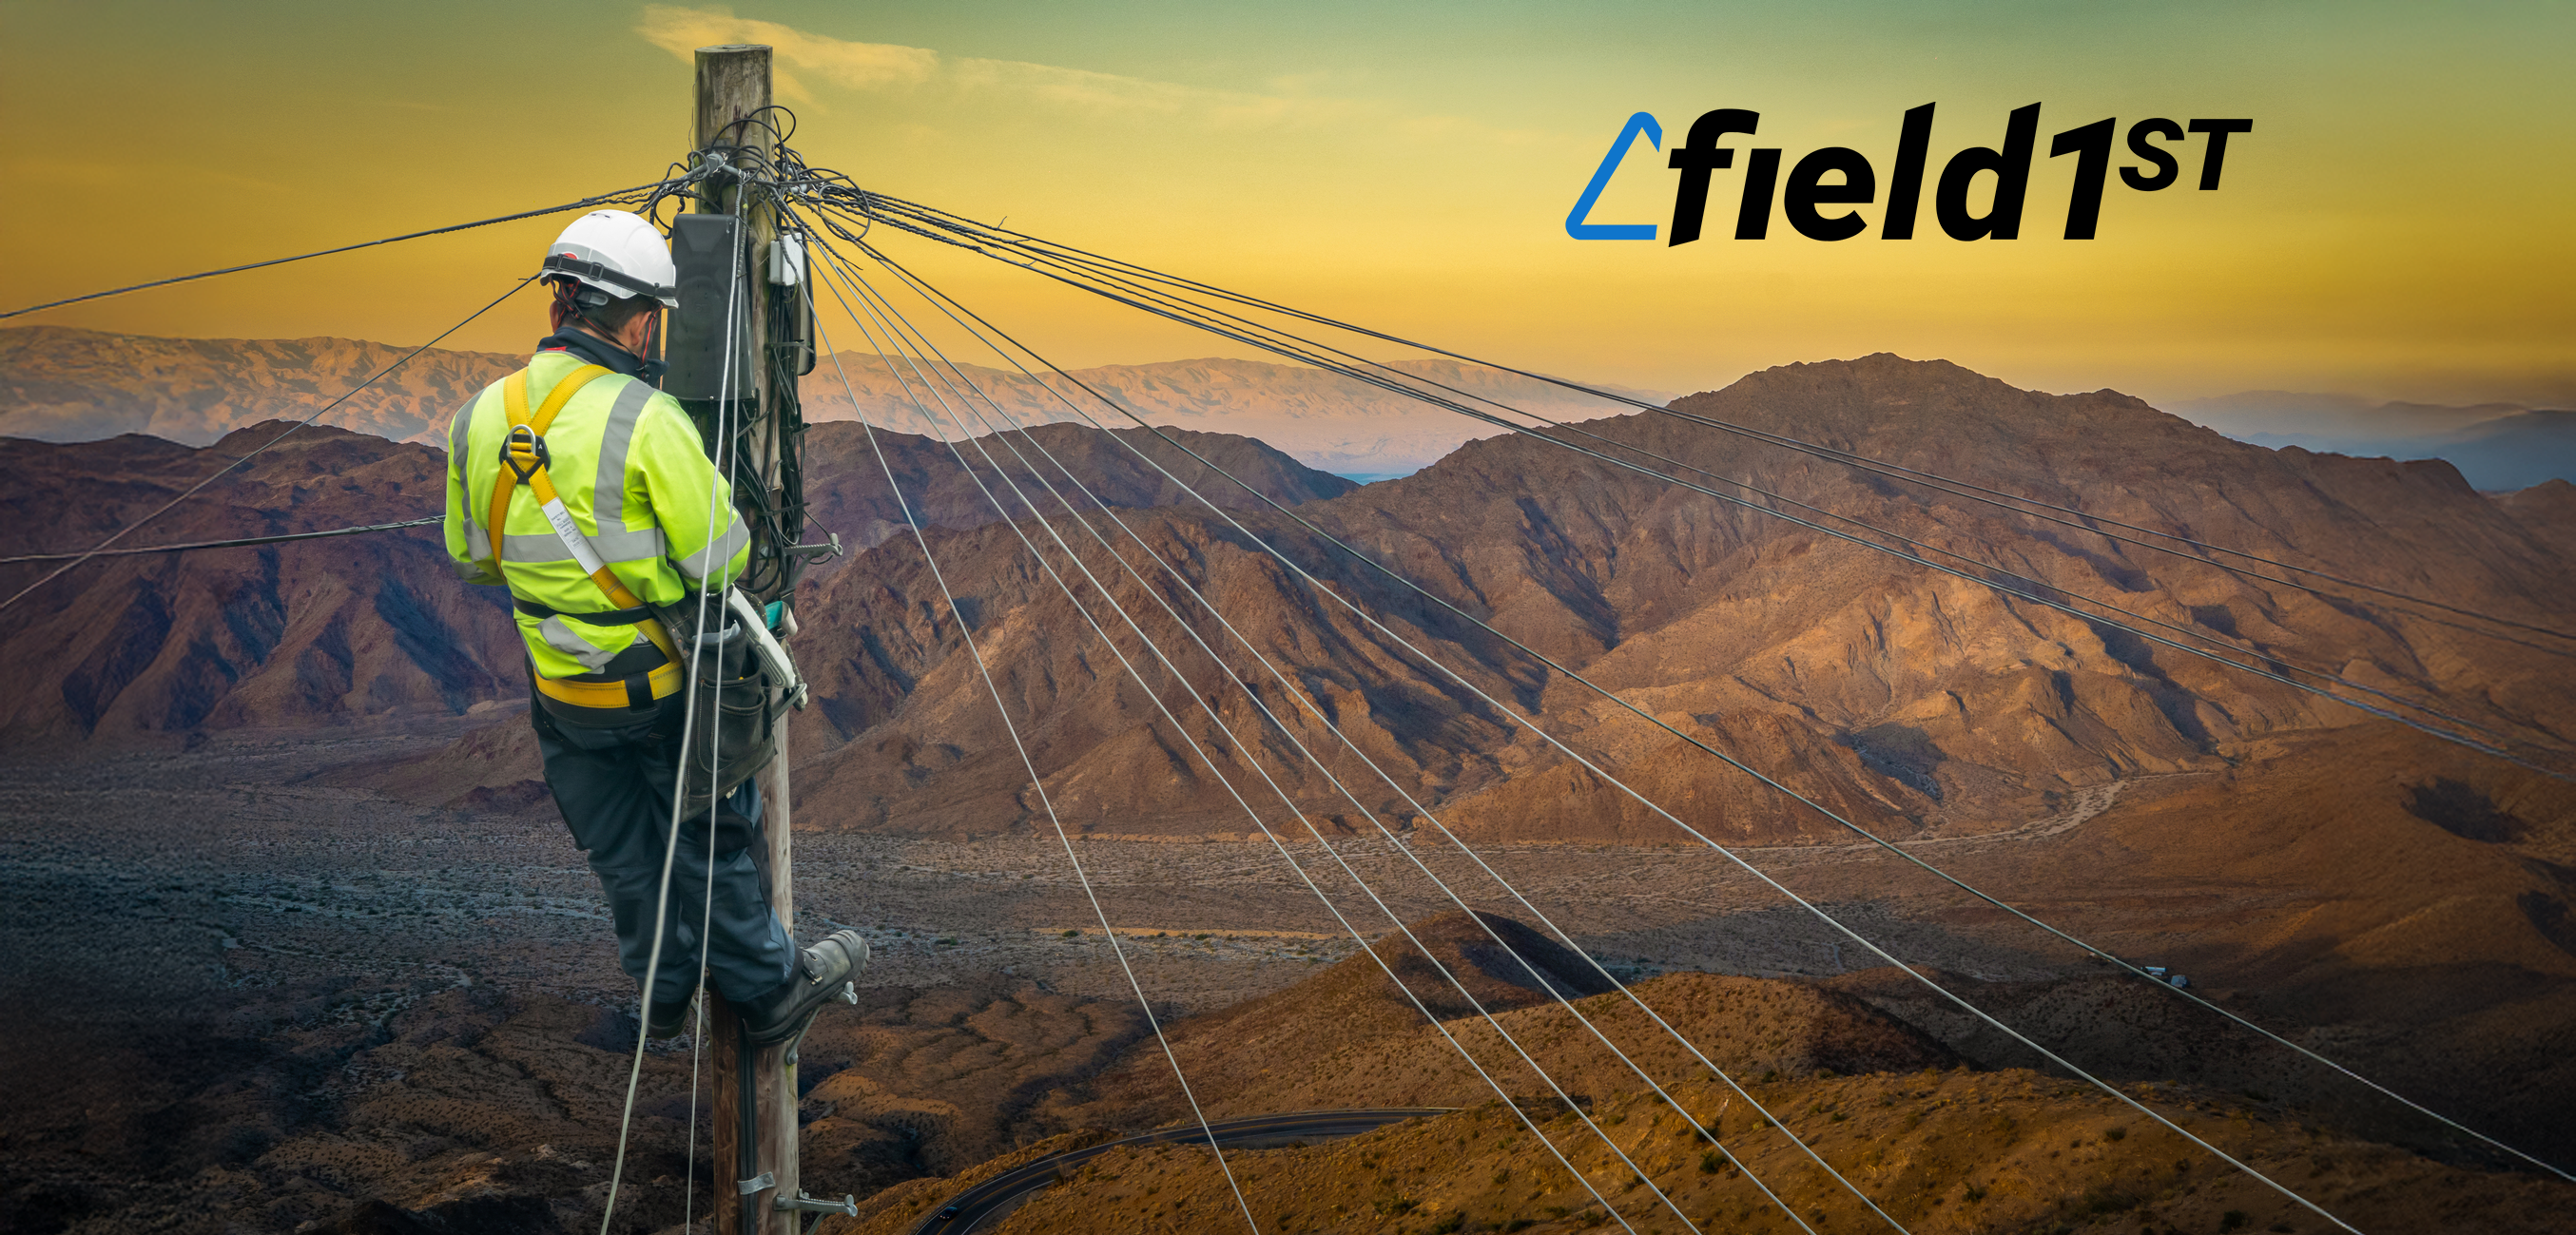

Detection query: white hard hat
(540, 210), (679, 307)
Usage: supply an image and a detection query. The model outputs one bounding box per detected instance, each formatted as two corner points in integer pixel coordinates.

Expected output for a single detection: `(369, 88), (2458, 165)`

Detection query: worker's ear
(623, 308), (659, 355)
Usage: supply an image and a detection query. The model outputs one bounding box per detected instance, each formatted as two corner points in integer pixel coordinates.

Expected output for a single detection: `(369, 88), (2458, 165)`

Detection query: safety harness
(489, 364), (688, 711)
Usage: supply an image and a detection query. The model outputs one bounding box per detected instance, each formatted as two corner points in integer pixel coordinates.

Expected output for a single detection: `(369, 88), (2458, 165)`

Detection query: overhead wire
(823, 210), (2568, 781)
(824, 228), (2576, 1183)
(0, 274), (540, 620)
(811, 302), (1265, 1235)
(823, 250), (1699, 1225)
(811, 232), (1891, 1230)
(16, 125), (2525, 1227)
(819, 214), (2576, 1188)
(904, 233), (2563, 1199)
(817, 258), (1682, 1235)
(852, 192), (2576, 651)
(2, 180), (693, 320)
(794, 218), (2394, 1226)
(0, 515), (439, 565)
(907, 235), (2565, 762)
(838, 230), (2015, 1210)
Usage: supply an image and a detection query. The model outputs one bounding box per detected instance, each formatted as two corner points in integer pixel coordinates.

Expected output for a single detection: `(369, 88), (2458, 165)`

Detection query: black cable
(806, 233), (2385, 1225)
(0, 275), (539, 618)
(817, 207), (2569, 779)
(2, 181), (688, 320)
(0, 516), (438, 565)
(890, 212), (2566, 762)
(858, 192), (2576, 649)
(819, 226), (2576, 1185)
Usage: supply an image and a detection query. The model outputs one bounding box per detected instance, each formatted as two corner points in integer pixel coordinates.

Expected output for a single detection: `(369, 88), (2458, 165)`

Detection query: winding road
(910, 1108), (1457, 1234)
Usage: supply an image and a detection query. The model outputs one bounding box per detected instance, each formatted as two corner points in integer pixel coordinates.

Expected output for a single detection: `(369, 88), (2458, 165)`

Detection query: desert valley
(4, 330), (2574, 1235)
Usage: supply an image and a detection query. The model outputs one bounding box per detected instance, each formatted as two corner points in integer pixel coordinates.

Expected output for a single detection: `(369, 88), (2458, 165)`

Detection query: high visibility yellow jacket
(442, 350), (749, 680)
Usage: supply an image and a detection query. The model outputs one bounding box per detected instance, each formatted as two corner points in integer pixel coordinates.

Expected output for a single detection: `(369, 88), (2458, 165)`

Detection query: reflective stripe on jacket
(442, 351), (750, 679)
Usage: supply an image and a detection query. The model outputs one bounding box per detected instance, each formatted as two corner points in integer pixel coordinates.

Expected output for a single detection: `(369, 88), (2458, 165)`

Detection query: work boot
(736, 930), (867, 1048)
(645, 991), (696, 1040)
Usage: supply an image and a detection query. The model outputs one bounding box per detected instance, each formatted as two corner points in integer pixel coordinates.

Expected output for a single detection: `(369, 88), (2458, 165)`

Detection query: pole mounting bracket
(778, 1191), (860, 1217)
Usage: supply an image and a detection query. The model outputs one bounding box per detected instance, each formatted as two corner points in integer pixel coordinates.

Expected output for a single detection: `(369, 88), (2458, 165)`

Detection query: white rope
(813, 305), (1265, 1235)
(600, 202), (747, 1235)
(850, 223), (2576, 1192)
(818, 251), (1672, 1233)
(857, 258), (1879, 1233)
(810, 231), (2369, 1234)
(823, 243), (1863, 1232)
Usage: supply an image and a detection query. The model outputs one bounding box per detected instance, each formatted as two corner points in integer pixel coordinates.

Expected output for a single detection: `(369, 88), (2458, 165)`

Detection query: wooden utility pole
(692, 43), (801, 1235)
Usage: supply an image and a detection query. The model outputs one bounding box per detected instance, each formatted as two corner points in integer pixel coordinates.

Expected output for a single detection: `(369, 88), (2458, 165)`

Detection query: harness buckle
(500, 424), (549, 485)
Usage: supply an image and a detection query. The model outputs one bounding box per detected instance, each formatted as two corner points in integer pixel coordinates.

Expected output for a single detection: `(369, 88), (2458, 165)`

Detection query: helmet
(540, 210), (679, 307)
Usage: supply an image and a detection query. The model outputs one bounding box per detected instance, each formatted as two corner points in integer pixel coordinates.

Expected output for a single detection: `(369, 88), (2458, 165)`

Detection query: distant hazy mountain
(0, 327), (1669, 481)
(0, 326), (519, 446)
(797, 353), (1675, 480)
(2161, 390), (2576, 490)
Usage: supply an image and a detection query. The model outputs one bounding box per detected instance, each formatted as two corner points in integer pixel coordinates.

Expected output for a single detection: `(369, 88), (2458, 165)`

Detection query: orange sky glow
(3, 1), (2567, 409)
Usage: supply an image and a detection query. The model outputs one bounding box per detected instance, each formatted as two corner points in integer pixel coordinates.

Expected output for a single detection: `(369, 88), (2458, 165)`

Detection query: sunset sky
(4, 1), (2568, 408)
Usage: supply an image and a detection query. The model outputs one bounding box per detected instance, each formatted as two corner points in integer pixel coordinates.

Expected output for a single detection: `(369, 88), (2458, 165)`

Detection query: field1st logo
(1565, 104), (2252, 242)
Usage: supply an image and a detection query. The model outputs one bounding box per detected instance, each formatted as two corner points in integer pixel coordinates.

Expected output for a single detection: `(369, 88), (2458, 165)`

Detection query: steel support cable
(819, 264), (1669, 1229)
(813, 314), (1270, 1235)
(922, 240), (2560, 762)
(0, 275), (541, 621)
(821, 180), (2567, 1181)
(819, 254), (1746, 1235)
(841, 242), (1918, 1225)
(815, 237), (1872, 1233)
(598, 203), (749, 1235)
(1, 180), (694, 320)
(848, 194), (2576, 650)
(855, 193), (2576, 659)
(811, 244), (2384, 1228)
(867, 236), (2576, 1187)
(0, 515), (440, 565)
(828, 219), (2564, 782)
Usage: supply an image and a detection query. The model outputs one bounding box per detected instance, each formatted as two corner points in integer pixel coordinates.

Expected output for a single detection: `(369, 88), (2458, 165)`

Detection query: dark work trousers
(532, 699), (796, 1008)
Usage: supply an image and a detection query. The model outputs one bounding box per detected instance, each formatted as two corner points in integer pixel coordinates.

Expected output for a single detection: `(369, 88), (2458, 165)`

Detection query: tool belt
(491, 364), (785, 813)
(515, 597), (683, 712)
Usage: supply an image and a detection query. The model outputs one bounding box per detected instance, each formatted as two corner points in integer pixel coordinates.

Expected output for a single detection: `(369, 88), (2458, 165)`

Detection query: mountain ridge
(0, 326), (1668, 478)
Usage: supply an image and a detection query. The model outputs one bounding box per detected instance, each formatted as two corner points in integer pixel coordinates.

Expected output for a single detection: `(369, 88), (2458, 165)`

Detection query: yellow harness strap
(489, 364), (686, 707)
(486, 365), (608, 567)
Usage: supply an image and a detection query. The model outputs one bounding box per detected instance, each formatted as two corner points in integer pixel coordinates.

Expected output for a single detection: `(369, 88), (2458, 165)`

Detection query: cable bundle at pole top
(8, 93), (2573, 1234)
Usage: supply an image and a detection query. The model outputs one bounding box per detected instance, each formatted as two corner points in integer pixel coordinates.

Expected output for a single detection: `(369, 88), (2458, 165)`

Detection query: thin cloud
(637, 5), (938, 104)
(636, 5), (1367, 129)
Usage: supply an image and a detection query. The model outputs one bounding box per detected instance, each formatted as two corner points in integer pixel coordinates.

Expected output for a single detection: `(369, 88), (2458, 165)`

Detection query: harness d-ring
(500, 423), (549, 485)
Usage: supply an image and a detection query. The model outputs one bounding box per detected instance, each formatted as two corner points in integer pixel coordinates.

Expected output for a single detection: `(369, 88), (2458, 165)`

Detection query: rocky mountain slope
(19, 353), (2574, 839)
(810, 910), (2575, 1235)
(0, 419), (1347, 745)
(749, 355), (2576, 852)
(851, 1070), (2573, 1235)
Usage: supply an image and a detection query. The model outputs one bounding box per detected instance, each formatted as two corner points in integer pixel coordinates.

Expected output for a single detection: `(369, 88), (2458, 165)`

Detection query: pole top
(693, 45), (775, 154)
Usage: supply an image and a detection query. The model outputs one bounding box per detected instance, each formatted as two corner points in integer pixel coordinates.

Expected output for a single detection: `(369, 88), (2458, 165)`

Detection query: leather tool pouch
(658, 597), (784, 827)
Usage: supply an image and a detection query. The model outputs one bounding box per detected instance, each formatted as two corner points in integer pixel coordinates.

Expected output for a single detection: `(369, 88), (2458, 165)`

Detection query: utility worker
(442, 208), (862, 1046)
